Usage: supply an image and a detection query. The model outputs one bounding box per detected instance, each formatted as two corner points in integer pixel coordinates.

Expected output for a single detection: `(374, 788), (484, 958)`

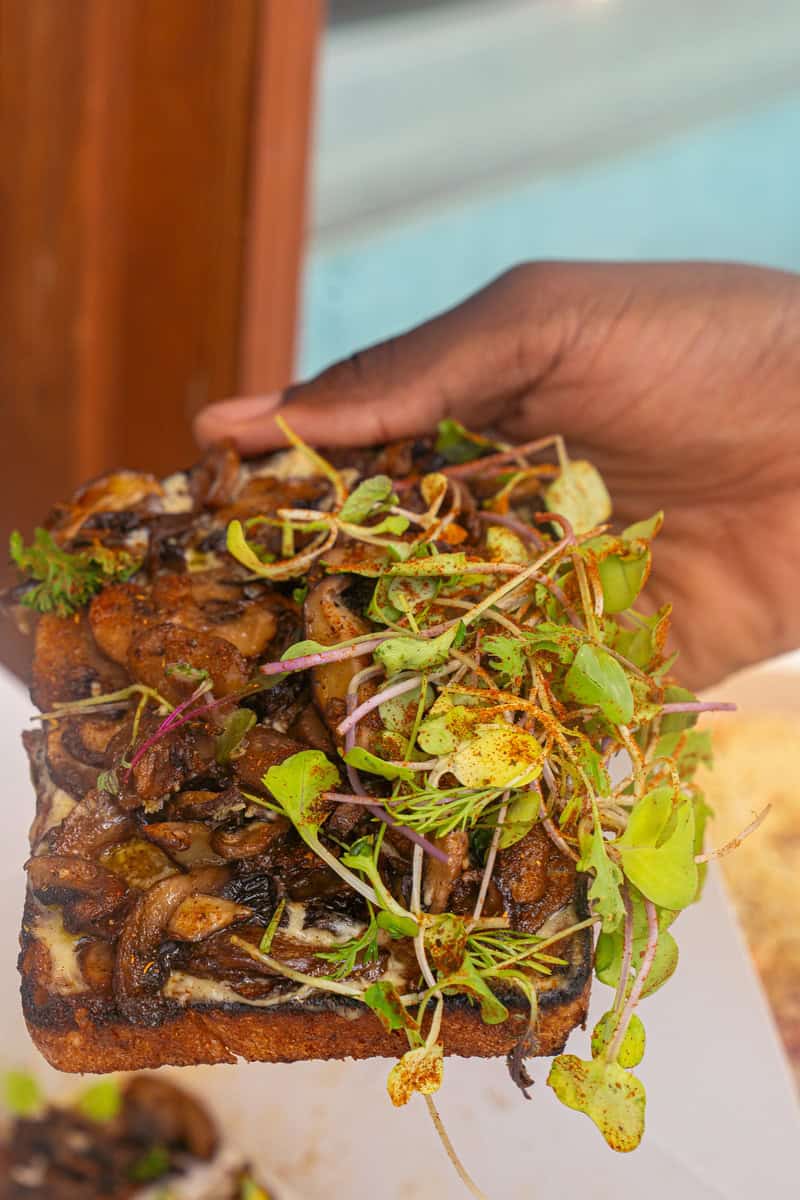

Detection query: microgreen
(544, 458), (612, 536)
(564, 643), (634, 725)
(77, 1078), (122, 1123)
(435, 418), (497, 464)
(547, 1055), (646, 1152)
(387, 1042), (444, 1106)
(338, 475), (394, 524)
(128, 1146), (172, 1183)
(10, 528), (140, 617)
(2, 1070), (43, 1117)
(316, 913), (380, 979)
(259, 899), (286, 954)
(215, 708), (257, 765)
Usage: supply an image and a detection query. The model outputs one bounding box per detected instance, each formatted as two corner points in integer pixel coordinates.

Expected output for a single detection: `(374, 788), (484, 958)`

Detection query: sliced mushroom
(189, 440), (241, 511)
(424, 831), (469, 913)
(26, 855), (129, 935)
(47, 789), (135, 858)
(151, 572), (279, 658)
(118, 716), (221, 811)
(142, 821), (224, 867)
(31, 612), (129, 711)
(77, 938), (115, 993)
(122, 1076), (218, 1160)
(51, 469), (164, 539)
(210, 818), (289, 860)
(167, 894), (253, 942)
(44, 721), (108, 798)
(113, 865), (230, 1024)
(100, 837), (179, 890)
(233, 726), (306, 795)
(494, 823), (576, 932)
(128, 623), (252, 703)
(304, 576), (376, 737)
(88, 582), (151, 667)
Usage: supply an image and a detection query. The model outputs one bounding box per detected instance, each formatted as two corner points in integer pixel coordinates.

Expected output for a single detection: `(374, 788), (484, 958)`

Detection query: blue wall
(300, 90), (800, 377)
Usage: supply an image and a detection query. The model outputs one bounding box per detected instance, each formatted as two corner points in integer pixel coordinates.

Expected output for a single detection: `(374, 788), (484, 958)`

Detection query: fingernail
(203, 393), (283, 425)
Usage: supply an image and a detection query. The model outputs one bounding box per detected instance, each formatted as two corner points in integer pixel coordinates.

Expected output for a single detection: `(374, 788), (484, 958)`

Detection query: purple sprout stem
(607, 897), (659, 1063)
(613, 884), (635, 1015)
(476, 510), (546, 550)
(337, 662), (460, 739)
(260, 620), (457, 678)
(660, 701), (737, 715)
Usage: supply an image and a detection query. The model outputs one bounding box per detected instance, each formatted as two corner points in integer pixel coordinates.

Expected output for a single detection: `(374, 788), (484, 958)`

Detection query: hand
(195, 261), (800, 688)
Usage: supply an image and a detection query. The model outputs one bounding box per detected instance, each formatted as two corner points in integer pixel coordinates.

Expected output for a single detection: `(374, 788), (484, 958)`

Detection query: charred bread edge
(21, 893), (592, 1073)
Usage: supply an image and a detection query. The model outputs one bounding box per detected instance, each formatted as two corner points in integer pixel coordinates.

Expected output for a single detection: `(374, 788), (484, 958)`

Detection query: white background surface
(1, 664), (797, 1198)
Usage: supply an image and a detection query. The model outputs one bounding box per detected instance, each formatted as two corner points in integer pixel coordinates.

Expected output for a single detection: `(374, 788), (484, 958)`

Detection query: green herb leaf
(376, 911), (420, 938)
(215, 708), (257, 765)
(387, 1043), (444, 1106)
(596, 547), (650, 613)
(564, 644), (634, 725)
(226, 520), (281, 575)
(616, 787), (698, 910)
(424, 913), (469, 974)
(374, 623), (463, 676)
(577, 818), (625, 933)
(484, 524), (529, 565)
(444, 724), (544, 789)
(165, 661), (211, 685)
(363, 981), (418, 1032)
(547, 1055), (645, 1152)
(2, 1070), (43, 1117)
(591, 1011), (646, 1068)
(263, 750), (340, 836)
(259, 899), (286, 954)
(316, 914), (379, 979)
(128, 1146), (172, 1183)
(545, 459), (612, 536)
(77, 1079), (122, 1123)
(623, 511), (663, 541)
(340, 838), (414, 920)
(445, 961), (509, 1025)
(498, 790), (540, 849)
(9, 528), (140, 617)
(434, 418), (495, 464)
(483, 635), (526, 689)
(344, 746), (415, 783)
(292, 583), (309, 605)
(595, 892), (679, 999)
(338, 475), (394, 524)
(280, 639), (327, 662)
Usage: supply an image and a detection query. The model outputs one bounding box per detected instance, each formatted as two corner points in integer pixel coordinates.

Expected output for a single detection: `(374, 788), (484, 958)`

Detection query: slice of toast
(12, 440), (592, 1074)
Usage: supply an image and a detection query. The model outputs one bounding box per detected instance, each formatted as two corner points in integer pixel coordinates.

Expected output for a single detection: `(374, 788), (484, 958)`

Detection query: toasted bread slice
(13, 441), (591, 1074)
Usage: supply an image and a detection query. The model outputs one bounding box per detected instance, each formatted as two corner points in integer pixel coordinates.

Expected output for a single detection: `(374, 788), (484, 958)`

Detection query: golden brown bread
(14, 444), (593, 1075)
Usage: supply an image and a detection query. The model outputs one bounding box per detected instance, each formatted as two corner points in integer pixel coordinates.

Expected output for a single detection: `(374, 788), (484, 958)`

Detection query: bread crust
(23, 965), (591, 1074)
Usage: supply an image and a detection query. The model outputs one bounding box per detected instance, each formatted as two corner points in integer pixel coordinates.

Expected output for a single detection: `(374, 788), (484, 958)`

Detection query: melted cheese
(31, 906), (86, 995)
(160, 472), (194, 513)
(164, 971), (312, 1010)
(36, 785), (77, 839)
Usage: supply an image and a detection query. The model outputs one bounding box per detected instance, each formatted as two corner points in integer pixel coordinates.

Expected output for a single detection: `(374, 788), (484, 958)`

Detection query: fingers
(194, 265), (564, 452)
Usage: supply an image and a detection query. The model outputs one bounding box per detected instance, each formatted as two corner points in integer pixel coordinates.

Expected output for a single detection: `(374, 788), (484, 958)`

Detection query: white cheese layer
(30, 905), (86, 995)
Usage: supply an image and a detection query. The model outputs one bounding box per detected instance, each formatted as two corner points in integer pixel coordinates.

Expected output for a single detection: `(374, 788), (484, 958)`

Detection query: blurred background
(1, 0), (799, 1098)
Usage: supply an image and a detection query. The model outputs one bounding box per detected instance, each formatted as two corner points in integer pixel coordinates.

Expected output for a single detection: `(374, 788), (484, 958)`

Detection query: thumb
(193, 266), (562, 453)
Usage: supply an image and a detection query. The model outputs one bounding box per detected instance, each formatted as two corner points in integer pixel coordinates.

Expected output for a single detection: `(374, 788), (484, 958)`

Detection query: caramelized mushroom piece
(494, 823), (576, 931)
(46, 789), (134, 858)
(234, 726), (306, 794)
(88, 581), (150, 667)
(122, 1075), (218, 1160)
(210, 818), (290, 860)
(304, 576), (375, 734)
(113, 865), (230, 1024)
(167, 893), (252, 941)
(128, 623), (251, 703)
(424, 831), (469, 913)
(31, 612), (128, 711)
(142, 821), (224, 867)
(26, 855), (129, 934)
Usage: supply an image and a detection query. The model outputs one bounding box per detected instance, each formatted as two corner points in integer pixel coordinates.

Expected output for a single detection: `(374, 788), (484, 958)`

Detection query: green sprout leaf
(623, 511), (664, 541)
(424, 913), (469, 974)
(344, 746), (415, 783)
(340, 838), (416, 922)
(499, 789), (540, 849)
(128, 1145), (172, 1183)
(77, 1078), (122, 1123)
(591, 1011), (646, 1068)
(434, 418), (496, 464)
(547, 1055), (645, 1152)
(660, 685), (699, 733)
(263, 749), (340, 835)
(376, 911), (420, 938)
(596, 546), (650, 613)
(595, 892), (680, 999)
(616, 787), (698, 910)
(280, 639), (327, 662)
(226, 520), (281, 576)
(215, 708), (257, 765)
(338, 475), (394, 524)
(387, 1043), (444, 1107)
(316, 913), (379, 979)
(374, 623), (463, 676)
(2, 1070), (43, 1117)
(9, 528), (140, 617)
(485, 524), (530, 565)
(545, 459), (612, 535)
(483, 635), (526, 689)
(259, 899), (286, 955)
(577, 817), (626, 933)
(363, 981), (418, 1032)
(444, 724), (544, 789)
(564, 643), (634, 725)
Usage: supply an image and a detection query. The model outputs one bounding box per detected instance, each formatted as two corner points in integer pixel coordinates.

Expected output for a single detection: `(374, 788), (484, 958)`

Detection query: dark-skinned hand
(195, 261), (800, 689)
